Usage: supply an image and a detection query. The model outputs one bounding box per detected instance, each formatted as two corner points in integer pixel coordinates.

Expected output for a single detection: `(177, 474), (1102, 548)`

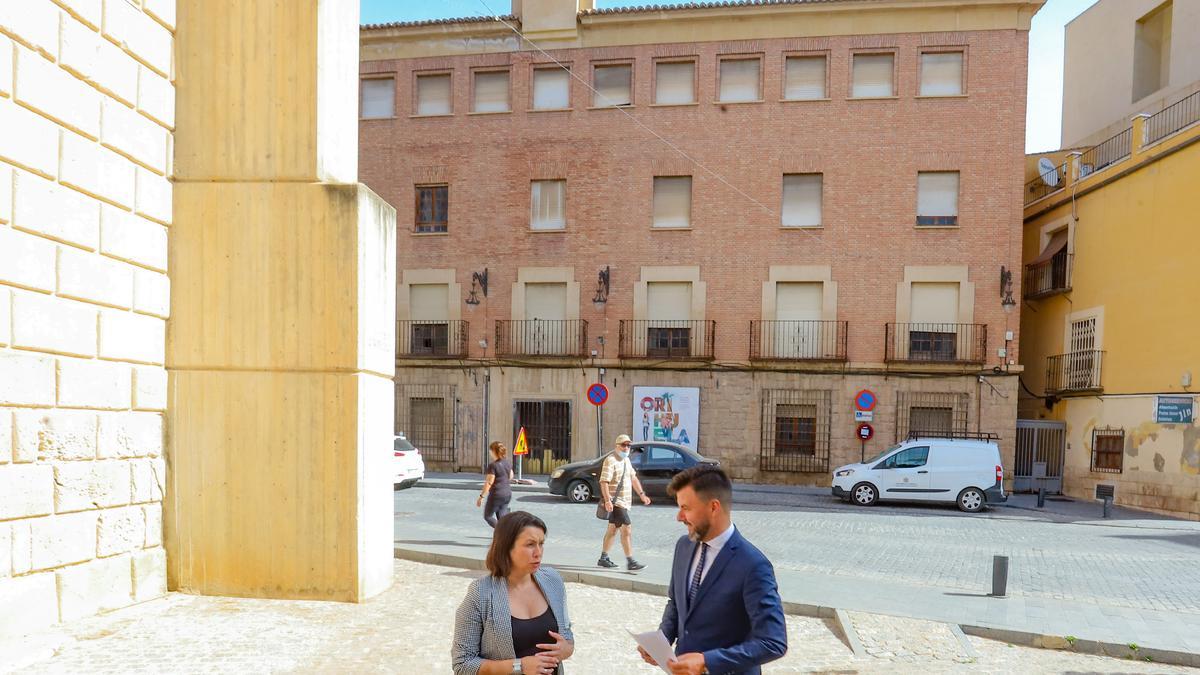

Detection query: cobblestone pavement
(10, 560), (1191, 674)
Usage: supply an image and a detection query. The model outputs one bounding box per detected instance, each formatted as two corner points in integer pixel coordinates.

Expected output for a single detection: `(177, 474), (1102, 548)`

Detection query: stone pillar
(167, 0), (395, 601)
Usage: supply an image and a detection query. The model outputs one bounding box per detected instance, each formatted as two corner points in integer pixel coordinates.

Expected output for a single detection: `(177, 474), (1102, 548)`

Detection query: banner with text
(633, 386), (700, 453)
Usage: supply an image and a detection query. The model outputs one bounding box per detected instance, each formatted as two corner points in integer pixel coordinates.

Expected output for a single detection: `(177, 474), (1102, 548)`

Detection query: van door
(926, 443), (963, 500)
(872, 445), (931, 499)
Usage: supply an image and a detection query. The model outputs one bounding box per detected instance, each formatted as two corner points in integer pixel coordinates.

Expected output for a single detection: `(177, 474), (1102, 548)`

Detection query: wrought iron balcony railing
(1024, 252), (1072, 300)
(619, 320), (716, 360)
(885, 322), (987, 364)
(396, 320), (468, 358)
(1046, 350), (1104, 395)
(495, 319), (588, 357)
(1144, 90), (1200, 146)
(749, 320), (847, 361)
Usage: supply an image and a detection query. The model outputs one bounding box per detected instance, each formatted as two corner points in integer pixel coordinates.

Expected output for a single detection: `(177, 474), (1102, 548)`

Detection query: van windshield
(864, 444), (901, 465)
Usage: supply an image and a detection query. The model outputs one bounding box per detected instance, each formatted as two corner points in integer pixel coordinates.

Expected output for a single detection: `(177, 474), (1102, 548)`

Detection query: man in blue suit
(638, 464), (787, 674)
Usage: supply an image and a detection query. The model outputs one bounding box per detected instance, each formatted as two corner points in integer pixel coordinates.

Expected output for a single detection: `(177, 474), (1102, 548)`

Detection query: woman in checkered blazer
(452, 511), (575, 675)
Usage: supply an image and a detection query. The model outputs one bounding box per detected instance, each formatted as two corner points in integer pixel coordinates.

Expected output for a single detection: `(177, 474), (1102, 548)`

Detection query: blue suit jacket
(658, 528), (787, 674)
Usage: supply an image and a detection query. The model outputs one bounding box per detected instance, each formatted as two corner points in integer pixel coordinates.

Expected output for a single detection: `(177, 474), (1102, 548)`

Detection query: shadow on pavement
(396, 539), (488, 548)
(1108, 532), (1200, 549)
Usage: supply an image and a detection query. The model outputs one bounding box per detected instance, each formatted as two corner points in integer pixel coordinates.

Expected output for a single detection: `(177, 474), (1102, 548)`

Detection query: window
(1026, 230), (1070, 298)
(415, 73), (452, 116)
(655, 60), (695, 105)
(648, 446), (682, 464)
(647, 281), (693, 358)
(593, 63), (632, 107)
(909, 407), (953, 436)
(395, 384), (458, 462)
(908, 282), (960, 360)
(415, 185), (448, 233)
(852, 53), (894, 98)
(530, 180), (566, 230)
(719, 57), (761, 102)
(1133, 2), (1172, 102)
(1091, 427), (1124, 473)
(877, 446), (930, 470)
(1067, 316), (1099, 389)
(532, 67), (570, 109)
(920, 52), (964, 96)
(473, 70), (510, 113)
(653, 176), (691, 229)
(772, 282), (823, 358)
(784, 55), (826, 100)
(916, 171), (959, 226)
(409, 283), (450, 355)
(775, 404), (817, 456)
(760, 389), (831, 472)
(410, 323), (448, 355)
(360, 77), (394, 118)
(895, 392), (968, 441)
(781, 174), (822, 227)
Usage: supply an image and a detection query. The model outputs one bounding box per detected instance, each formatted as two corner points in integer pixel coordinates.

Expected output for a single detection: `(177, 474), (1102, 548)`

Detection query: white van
(831, 435), (1006, 512)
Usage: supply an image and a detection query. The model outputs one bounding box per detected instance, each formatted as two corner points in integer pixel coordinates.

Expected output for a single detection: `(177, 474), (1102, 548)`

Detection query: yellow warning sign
(514, 427), (530, 456)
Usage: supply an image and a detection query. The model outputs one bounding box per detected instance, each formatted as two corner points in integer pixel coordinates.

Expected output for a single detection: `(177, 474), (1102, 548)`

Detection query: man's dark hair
(485, 511), (547, 578)
(668, 464), (732, 508)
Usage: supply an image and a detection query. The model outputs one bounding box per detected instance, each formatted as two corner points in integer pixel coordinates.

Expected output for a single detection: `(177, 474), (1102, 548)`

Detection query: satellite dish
(1038, 157), (1059, 187)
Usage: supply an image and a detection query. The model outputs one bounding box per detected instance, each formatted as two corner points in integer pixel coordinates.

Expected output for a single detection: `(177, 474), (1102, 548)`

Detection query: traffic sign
(854, 389), (877, 411)
(587, 383), (609, 407)
(856, 423), (874, 441)
(854, 410), (874, 422)
(514, 427), (530, 455)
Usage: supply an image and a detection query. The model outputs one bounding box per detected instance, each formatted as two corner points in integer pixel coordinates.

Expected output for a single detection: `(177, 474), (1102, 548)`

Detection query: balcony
(619, 320), (715, 360)
(396, 320), (468, 358)
(885, 323), (987, 364)
(1046, 350), (1104, 395)
(495, 319), (588, 357)
(1024, 252), (1072, 300)
(749, 320), (847, 361)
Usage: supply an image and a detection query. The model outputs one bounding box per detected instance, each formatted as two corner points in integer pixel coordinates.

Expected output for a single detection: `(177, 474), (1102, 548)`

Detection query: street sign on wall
(1155, 396), (1194, 424)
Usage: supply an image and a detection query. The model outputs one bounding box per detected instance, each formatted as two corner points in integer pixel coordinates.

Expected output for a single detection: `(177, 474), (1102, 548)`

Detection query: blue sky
(360, 0), (1100, 153)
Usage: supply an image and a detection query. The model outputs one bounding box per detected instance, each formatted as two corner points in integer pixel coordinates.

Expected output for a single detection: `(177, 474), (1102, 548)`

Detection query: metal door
(513, 400), (572, 475)
(1014, 420), (1065, 493)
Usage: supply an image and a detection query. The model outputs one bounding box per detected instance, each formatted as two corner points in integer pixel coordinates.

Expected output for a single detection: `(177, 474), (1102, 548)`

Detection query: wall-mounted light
(591, 266), (610, 309)
(1000, 266), (1017, 313)
(465, 268), (488, 306)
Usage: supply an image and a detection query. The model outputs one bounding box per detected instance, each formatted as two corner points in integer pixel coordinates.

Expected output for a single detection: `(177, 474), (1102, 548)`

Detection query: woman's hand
(535, 631), (573, 662)
(519, 652), (558, 674)
(475, 495), (483, 508)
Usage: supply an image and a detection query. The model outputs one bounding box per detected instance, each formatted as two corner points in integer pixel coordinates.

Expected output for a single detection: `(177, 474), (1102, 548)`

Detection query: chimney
(511, 0), (591, 40)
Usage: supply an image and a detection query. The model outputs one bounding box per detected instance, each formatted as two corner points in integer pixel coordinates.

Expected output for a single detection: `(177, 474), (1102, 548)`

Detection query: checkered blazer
(452, 566), (574, 675)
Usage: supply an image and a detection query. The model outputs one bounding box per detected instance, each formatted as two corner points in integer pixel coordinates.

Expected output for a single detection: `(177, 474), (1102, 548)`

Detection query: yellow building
(1019, 1), (1200, 519)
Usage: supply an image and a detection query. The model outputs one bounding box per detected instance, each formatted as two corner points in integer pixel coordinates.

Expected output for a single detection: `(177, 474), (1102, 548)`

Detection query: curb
(414, 480), (549, 494)
(394, 546), (1200, 669)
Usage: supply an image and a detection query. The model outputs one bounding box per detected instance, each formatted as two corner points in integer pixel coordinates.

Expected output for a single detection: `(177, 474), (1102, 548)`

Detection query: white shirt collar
(701, 521), (736, 554)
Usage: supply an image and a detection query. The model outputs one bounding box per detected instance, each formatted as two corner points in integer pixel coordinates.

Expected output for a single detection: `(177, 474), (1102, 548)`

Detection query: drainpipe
(482, 367), (491, 473)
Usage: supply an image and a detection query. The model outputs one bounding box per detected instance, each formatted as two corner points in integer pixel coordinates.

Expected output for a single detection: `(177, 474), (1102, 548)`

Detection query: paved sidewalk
(7, 559), (1190, 674)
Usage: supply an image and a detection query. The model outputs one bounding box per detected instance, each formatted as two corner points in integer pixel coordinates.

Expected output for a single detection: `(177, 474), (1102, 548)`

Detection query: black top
(511, 606), (558, 659)
(489, 459), (513, 499)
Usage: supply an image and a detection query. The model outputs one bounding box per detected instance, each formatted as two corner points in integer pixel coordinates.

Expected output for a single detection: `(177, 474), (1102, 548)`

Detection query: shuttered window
(784, 56), (826, 100)
(909, 282), (960, 325)
(719, 58), (761, 102)
(594, 64), (632, 107)
(655, 61), (695, 105)
(852, 53), (894, 98)
(533, 68), (570, 109)
(473, 70), (510, 113)
(776, 283), (822, 321)
(920, 52), (964, 96)
(782, 174), (822, 227)
(653, 176), (692, 229)
(410, 284), (450, 321)
(361, 78), (394, 118)
(525, 283), (568, 320)
(647, 282), (692, 322)
(530, 180), (566, 230)
(415, 74), (451, 116)
(917, 171), (959, 225)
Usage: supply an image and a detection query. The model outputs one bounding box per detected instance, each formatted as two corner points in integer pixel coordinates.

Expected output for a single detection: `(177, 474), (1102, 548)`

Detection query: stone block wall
(0, 0), (174, 636)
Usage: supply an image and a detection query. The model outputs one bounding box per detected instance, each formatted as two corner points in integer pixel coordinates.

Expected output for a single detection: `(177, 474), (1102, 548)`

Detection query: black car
(548, 442), (719, 503)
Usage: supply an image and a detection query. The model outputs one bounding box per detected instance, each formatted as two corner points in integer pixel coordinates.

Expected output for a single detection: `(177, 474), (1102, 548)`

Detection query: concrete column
(167, 0), (396, 601)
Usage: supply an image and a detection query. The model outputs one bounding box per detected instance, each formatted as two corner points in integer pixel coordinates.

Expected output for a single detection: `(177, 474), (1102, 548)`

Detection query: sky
(360, 0), (1102, 153)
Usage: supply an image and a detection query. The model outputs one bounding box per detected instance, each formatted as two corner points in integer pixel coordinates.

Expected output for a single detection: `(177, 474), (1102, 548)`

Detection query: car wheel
(566, 479), (593, 504)
(958, 487), (985, 513)
(851, 482), (878, 506)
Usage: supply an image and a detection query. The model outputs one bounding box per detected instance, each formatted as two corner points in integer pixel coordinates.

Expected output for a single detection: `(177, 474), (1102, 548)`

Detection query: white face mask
(615, 448), (628, 459)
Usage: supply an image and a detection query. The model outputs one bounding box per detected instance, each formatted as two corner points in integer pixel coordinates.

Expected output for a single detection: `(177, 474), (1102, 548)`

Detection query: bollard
(990, 555), (1009, 598)
(1103, 497), (1112, 519)
(1037, 486), (1046, 508)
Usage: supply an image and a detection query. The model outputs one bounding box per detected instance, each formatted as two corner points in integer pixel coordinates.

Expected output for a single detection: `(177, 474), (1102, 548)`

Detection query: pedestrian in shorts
(598, 434), (651, 571)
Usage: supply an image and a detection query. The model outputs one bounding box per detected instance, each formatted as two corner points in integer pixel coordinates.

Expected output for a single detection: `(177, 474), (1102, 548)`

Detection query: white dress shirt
(688, 522), (736, 586)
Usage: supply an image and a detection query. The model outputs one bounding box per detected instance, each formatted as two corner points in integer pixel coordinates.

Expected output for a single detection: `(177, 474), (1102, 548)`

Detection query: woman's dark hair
(668, 464), (733, 508)
(486, 511), (547, 578)
(489, 441), (508, 459)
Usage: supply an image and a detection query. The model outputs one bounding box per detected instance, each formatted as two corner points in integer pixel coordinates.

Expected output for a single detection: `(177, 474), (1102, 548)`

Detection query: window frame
(359, 75), (396, 120)
(529, 179), (567, 231)
(849, 50), (898, 99)
(915, 170), (960, 227)
(652, 57), (699, 106)
(591, 60), (635, 108)
(412, 69), (454, 117)
(781, 173), (823, 228)
(470, 67), (513, 114)
(652, 175), (693, 229)
(716, 53), (764, 103)
(918, 48), (967, 98)
(530, 64), (572, 111)
(414, 184), (449, 233)
(1091, 427), (1125, 473)
(781, 51), (829, 102)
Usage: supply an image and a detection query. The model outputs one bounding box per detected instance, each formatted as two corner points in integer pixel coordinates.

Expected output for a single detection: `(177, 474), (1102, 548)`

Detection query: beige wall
(0, 0), (175, 636)
(1062, 0), (1200, 147)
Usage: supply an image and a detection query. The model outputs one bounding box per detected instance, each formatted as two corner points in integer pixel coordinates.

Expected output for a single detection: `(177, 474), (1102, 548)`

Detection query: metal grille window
(895, 392), (969, 441)
(760, 390), (831, 472)
(395, 384), (457, 463)
(514, 400), (572, 474)
(415, 185), (448, 233)
(410, 323), (448, 355)
(1091, 427), (1124, 473)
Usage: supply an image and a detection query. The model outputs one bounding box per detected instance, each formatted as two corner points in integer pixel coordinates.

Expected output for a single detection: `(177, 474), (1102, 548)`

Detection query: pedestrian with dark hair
(453, 511), (574, 675)
(639, 464), (787, 674)
(477, 441), (515, 528)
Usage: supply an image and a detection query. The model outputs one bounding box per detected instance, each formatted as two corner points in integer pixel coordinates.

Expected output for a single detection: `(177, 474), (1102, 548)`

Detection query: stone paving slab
(7, 559), (1193, 674)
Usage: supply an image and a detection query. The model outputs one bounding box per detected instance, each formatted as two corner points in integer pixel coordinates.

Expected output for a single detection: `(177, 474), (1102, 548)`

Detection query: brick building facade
(360, 0), (1040, 483)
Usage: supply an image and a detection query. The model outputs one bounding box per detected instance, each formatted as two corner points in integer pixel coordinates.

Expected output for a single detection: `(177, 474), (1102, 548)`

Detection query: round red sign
(856, 423), (874, 441)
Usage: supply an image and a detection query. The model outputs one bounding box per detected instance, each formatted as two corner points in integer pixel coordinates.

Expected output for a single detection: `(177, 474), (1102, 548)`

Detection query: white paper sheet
(628, 628), (675, 673)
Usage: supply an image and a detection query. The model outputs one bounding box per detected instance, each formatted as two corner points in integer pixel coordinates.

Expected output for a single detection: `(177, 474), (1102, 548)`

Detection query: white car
(394, 435), (425, 489)
(831, 436), (1006, 512)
